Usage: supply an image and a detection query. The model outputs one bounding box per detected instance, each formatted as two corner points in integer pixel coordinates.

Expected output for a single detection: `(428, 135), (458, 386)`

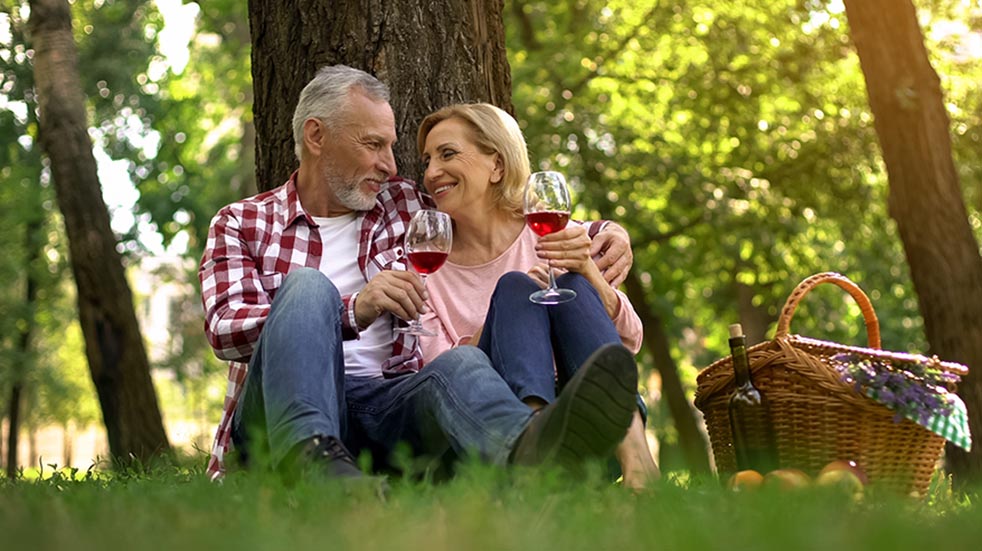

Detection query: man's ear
(490, 153), (504, 184)
(303, 118), (325, 157)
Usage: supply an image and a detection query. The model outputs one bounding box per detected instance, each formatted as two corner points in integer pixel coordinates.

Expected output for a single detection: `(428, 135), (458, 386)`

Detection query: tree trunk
(5, 384), (21, 477)
(28, 0), (170, 466)
(248, 0), (513, 191)
(623, 272), (712, 475)
(5, 214), (41, 478)
(27, 424), (37, 470)
(735, 280), (775, 346)
(63, 422), (74, 468)
(842, 0), (982, 485)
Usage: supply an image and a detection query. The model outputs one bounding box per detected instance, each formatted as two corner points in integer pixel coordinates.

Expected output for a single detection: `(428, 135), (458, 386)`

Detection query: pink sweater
(418, 224), (643, 365)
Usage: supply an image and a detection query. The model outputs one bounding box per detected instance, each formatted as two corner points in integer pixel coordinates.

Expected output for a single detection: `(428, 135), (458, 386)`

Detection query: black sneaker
(285, 435), (364, 480)
(510, 344), (638, 470)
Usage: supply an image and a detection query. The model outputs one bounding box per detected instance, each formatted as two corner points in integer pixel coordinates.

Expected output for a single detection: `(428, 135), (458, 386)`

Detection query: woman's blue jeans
(476, 271), (646, 419)
(231, 268), (533, 471)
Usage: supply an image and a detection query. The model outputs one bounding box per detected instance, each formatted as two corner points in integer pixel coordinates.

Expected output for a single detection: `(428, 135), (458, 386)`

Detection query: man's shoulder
(380, 177), (421, 200)
(216, 183), (289, 219)
(377, 177), (432, 210)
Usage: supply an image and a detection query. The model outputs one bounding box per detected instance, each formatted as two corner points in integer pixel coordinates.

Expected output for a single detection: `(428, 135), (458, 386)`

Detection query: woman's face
(420, 117), (502, 219)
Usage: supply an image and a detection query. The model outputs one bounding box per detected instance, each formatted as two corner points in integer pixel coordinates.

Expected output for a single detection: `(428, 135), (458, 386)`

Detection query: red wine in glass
(523, 171), (577, 305)
(525, 211), (570, 237)
(395, 209), (453, 336)
(407, 251), (449, 275)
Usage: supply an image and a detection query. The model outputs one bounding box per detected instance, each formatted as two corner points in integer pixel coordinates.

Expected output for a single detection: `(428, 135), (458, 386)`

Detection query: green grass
(1, 462), (980, 551)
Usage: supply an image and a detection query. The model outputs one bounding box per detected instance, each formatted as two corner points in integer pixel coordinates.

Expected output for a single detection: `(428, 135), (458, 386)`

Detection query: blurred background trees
(1, 0), (979, 480)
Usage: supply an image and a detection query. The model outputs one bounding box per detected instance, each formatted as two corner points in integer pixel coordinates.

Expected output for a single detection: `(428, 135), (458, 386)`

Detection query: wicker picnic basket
(694, 272), (968, 496)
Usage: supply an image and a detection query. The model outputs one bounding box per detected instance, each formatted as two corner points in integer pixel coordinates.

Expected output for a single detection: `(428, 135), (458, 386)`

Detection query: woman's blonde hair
(417, 103), (530, 215)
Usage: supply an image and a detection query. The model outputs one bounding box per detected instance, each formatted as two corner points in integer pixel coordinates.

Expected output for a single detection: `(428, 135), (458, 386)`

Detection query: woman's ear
(490, 153), (504, 184)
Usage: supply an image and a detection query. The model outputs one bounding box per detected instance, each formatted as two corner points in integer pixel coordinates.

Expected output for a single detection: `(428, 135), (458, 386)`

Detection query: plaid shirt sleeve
(199, 204), (273, 363)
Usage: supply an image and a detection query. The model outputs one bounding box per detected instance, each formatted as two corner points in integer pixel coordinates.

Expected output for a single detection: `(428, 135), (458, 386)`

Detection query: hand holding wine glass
(395, 209), (453, 336)
(524, 171), (577, 305)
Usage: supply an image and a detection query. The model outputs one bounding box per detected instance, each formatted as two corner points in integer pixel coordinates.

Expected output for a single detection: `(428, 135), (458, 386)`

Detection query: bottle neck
(729, 335), (752, 387)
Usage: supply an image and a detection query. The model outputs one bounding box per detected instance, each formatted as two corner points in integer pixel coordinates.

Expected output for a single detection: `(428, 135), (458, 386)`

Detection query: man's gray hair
(292, 65), (391, 161)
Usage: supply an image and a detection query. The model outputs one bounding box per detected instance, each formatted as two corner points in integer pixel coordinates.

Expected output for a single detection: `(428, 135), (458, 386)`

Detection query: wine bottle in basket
(727, 323), (778, 473)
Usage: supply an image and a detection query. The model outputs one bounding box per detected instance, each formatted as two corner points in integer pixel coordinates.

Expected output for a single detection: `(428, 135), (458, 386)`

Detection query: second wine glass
(524, 170), (577, 305)
(395, 209), (453, 336)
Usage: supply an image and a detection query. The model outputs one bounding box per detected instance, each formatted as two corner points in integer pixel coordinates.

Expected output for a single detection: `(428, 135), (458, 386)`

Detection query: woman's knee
(495, 271), (540, 295)
(556, 272), (595, 294)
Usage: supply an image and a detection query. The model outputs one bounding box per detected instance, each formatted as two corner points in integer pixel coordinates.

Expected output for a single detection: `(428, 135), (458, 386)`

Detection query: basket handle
(774, 272), (881, 349)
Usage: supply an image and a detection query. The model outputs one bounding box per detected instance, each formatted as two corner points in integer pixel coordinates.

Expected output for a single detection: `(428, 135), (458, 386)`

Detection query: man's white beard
(323, 162), (378, 212)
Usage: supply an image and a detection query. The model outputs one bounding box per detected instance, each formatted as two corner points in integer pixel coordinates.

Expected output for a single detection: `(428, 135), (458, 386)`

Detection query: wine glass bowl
(395, 209), (452, 336)
(524, 171), (577, 305)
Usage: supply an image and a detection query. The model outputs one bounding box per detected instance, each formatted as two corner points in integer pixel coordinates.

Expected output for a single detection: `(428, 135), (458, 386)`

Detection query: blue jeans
(477, 271), (646, 418)
(232, 268), (533, 470)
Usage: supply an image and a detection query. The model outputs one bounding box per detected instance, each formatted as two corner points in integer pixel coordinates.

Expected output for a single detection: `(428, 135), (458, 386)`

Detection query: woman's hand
(533, 225), (595, 275)
(526, 263), (551, 288)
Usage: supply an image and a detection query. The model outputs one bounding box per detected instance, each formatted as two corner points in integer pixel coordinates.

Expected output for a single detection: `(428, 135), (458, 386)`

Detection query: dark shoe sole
(514, 344), (638, 470)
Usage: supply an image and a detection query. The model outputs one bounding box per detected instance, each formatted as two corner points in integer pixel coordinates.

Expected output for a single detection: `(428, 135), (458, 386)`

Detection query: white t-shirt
(312, 214), (392, 378)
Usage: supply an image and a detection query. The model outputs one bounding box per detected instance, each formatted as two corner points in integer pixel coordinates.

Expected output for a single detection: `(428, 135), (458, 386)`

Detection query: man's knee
(281, 268), (341, 306)
(424, 346), (495, 384)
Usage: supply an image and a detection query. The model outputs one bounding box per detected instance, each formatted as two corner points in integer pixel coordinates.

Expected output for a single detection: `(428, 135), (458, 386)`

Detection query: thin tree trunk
(5, 385), (21, 477)
(28, 0), (170, 466)
(248, 0), (512, 191)
(623, 271), (712, 475)
(842, 0), (982, 485)
(5, 215), (41, 478)
(735, 280), (775, 346)
(27, 423), (37, 470)
(62, 422), (73, 467)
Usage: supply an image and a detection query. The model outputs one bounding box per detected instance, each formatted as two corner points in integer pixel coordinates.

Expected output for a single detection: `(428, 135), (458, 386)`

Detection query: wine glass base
(529, 288), (577, 305)
(393, 325), (437, 337)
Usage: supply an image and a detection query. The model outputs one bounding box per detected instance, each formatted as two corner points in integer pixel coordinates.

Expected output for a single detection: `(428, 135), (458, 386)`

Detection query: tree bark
(623, 272), (712, 474)
(28, 0), (170, 465)
(842, 0), (982, 484)
(248, 0), (513, 191)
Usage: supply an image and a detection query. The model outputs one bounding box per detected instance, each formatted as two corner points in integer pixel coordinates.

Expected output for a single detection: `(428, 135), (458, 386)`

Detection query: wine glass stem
(414, 274), (428, 329)
(547, 261), (558, 291)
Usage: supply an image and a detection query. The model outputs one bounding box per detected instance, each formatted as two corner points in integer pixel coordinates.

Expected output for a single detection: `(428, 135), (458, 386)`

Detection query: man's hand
(354, 270), (426, 329)
(590, 223), (633, 288)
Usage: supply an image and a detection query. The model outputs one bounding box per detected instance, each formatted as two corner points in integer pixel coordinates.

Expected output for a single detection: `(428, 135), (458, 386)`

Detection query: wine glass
(394, 209), (453, 336)
(524, 171), (577, 305)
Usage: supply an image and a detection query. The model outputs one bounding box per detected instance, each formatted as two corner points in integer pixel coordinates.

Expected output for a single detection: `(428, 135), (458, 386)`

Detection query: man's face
(319, 90), (398, 215)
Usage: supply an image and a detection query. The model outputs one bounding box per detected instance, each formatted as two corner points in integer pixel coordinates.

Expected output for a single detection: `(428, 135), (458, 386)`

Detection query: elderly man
(200, 65), (639, 482)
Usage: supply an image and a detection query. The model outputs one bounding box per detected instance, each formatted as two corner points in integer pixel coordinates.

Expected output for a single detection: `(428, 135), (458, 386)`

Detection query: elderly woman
(415, 103), (659, 489)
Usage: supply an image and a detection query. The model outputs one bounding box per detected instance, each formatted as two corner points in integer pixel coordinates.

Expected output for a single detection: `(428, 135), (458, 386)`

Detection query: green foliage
(507, 0), (981, 381)
(136, 0), (253, 260)
(0, 464), (981, 551)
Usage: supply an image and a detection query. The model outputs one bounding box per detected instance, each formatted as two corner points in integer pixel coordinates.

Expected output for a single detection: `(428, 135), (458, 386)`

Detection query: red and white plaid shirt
(200, 172), (431, 480)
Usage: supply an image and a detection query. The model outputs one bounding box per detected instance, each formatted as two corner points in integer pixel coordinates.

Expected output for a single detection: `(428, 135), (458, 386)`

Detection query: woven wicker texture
(694, 272), (968, 496)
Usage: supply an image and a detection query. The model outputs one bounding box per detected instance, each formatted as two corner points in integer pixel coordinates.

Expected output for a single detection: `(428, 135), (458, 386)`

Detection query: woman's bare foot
(616, 411), (660, 491)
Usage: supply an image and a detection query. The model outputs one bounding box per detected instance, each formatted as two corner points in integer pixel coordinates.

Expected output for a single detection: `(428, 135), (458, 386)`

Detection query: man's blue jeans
(231, 268), (533, 470)
(476, 271), (646, 418)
